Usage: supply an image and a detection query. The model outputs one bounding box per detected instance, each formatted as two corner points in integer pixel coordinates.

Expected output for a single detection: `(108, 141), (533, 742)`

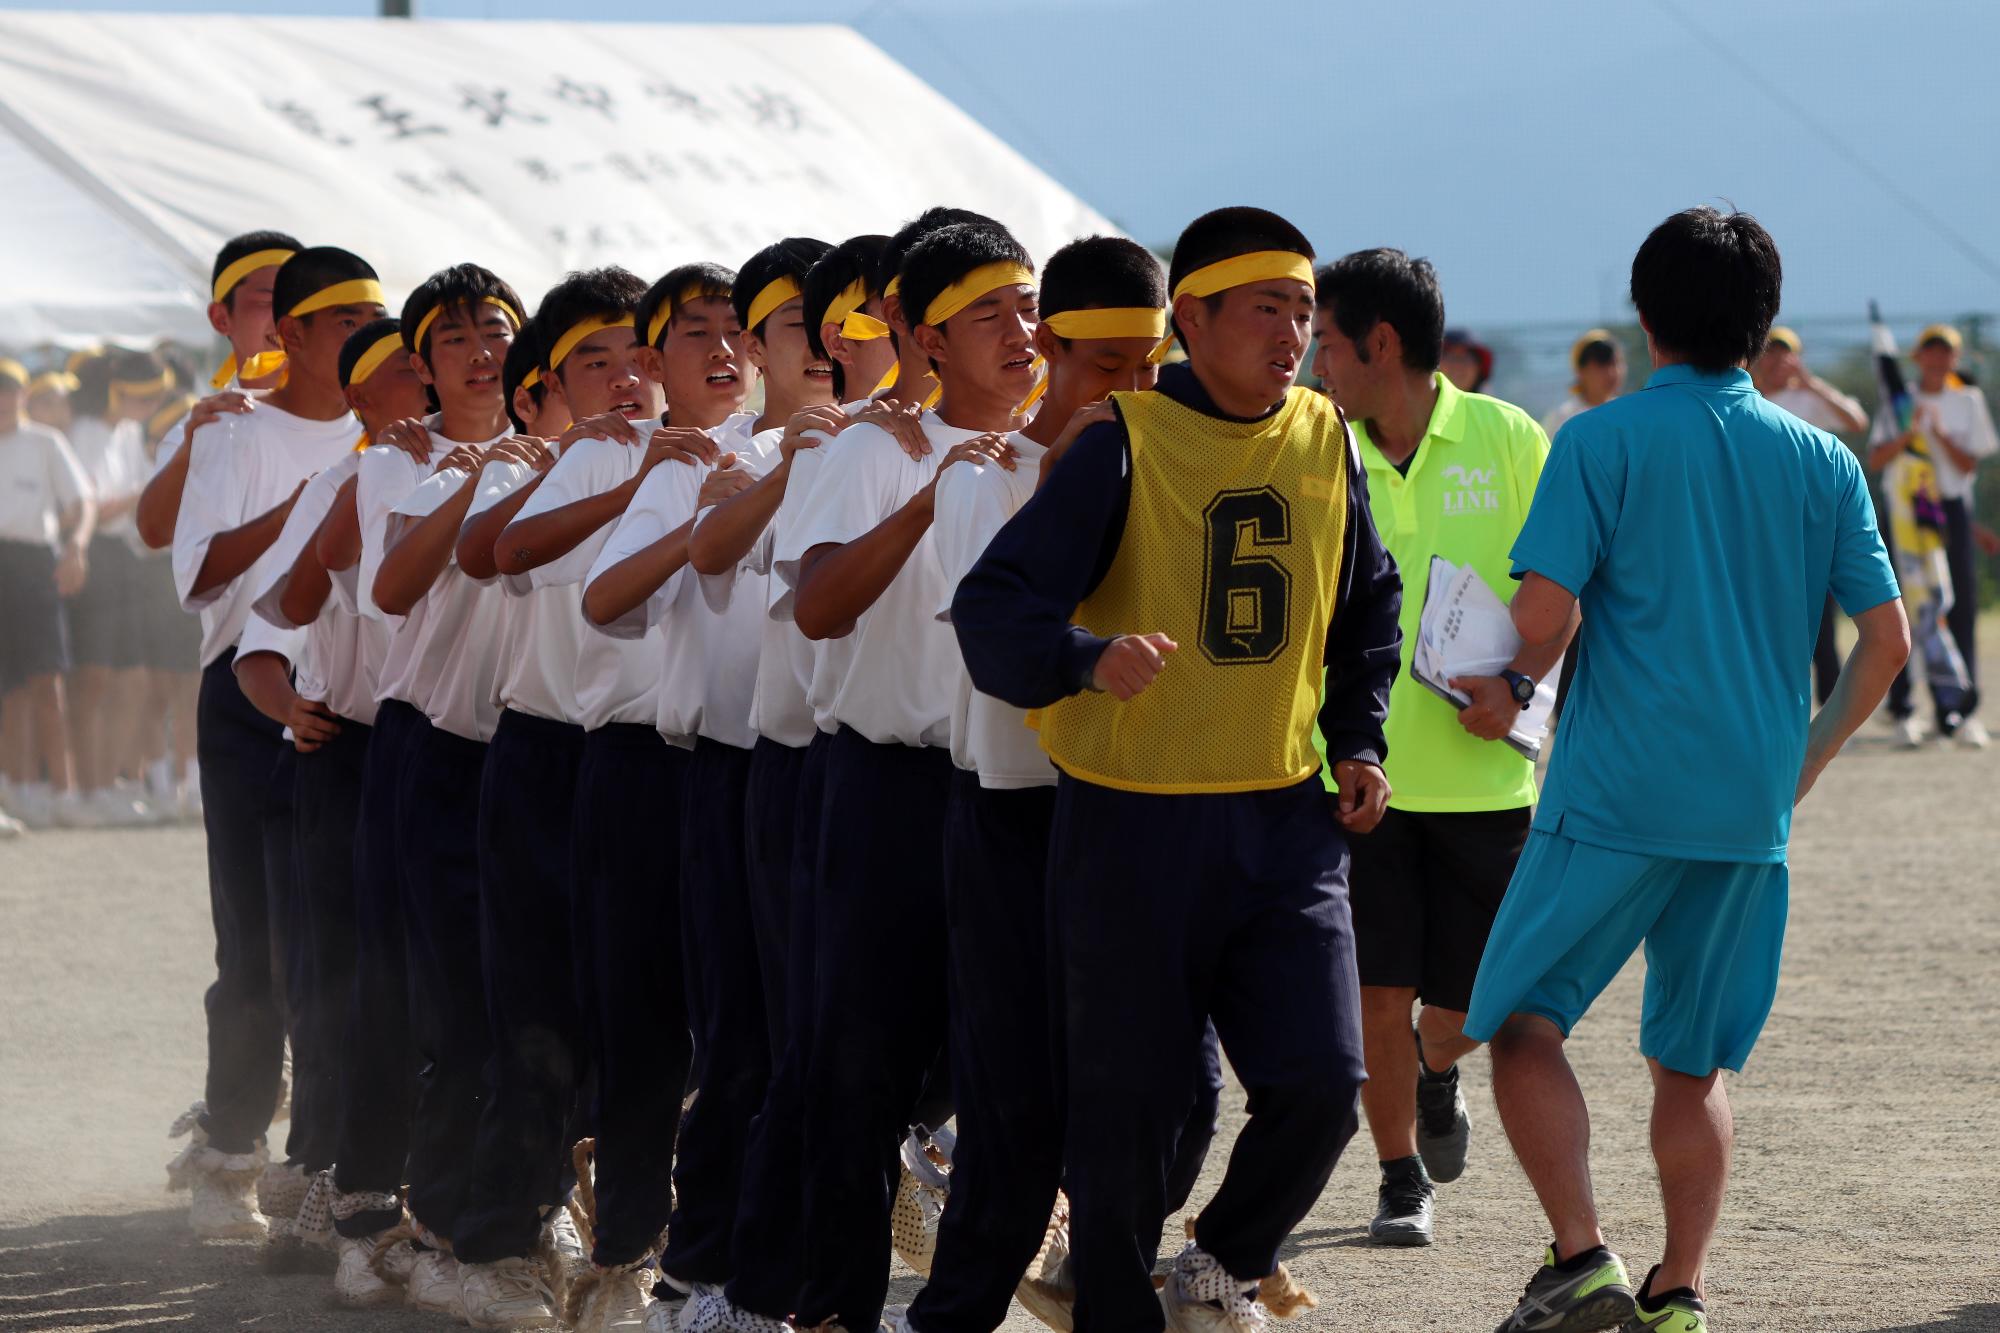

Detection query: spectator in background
(1440, 327), (1494, 394)
(1755, 326), (1869, 705)
(25, 370), (77, 434)
(1541, 328), (1625, 437)
(1869, 324), (1996, 747)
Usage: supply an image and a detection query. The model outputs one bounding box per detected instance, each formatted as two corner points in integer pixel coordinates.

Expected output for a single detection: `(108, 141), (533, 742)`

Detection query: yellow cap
(1765, 326), (1800, 354)
(1570, 328), (1617, 369)
(0, 358), (27, 389)
(1917, 323), (1963, 352)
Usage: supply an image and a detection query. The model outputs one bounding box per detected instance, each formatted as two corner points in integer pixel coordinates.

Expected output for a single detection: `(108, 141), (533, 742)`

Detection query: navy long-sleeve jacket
(950, 363), (1403, 771)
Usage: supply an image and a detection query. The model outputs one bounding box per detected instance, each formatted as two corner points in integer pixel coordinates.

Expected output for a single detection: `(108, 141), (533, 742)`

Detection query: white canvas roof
(0, 12), (1116, 347)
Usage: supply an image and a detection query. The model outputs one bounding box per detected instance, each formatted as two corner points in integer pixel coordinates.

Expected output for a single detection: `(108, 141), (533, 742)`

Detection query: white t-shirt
(1540, 393), (1590, 439)
(67, 416), (151, 544)
(1913, 385), (1999, 501)
(931, 432), (1053, 788)
(246, 452), (388, 726)
(357, 434), (457, 712)
(173, 403), (358, 667)
(1767, 384), (1865, 436)
(777, 412), (970, 748)
(466, 454), (589, 725)
(387, 437), (511, 741)
(586, 435), (775, 748)
(0, 422), (89, 549)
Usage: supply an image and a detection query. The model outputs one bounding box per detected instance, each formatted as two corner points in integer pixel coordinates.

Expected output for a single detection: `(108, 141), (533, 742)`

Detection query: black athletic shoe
(1415, 1028), (1471, 1184)
(1494, 1247), (1635, 1333)
(1368, 1158), (1434, 1247)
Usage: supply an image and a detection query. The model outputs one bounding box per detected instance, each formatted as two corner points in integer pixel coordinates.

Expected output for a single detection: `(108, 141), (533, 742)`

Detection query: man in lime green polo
(1311, 248), (1576, 1249)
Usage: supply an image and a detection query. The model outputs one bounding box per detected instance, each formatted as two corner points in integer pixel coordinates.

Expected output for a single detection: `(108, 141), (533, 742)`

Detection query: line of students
(155, 206), (1391, 1333)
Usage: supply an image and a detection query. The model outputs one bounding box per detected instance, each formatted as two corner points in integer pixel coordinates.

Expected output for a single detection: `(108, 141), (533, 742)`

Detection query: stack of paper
(1410, 556), (1556, 761)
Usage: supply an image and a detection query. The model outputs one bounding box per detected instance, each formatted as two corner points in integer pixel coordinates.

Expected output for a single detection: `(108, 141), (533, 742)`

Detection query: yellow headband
(0, 358), (26, 389)
(745, 276), (803, 334)
(211, 348), (288, 390)
(1171, 250), (1314, 302)
(111, 368), (174, 396)
(347, 330), (407, 387)
(921, 261), (1036, 329)
(521, 366), (542, 391)
(549, 313), (637, 373)
(65, 346), (103, 375)
(28, 370), (78, 395)
(645, 284), (721, 349)
(1042, 307), (1168, 342)
(287, 277), (388, 319)
(820, 277), (870, 332)
(842, 311), (890, 340)
(411, 295), (522, 354)
(148, 394), (196, 439)
(212, 248), (297, 304)
(884, 275), (902, 301)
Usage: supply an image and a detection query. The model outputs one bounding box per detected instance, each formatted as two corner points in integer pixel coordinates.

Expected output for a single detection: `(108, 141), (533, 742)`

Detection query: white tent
(0, 12), (1116, 348)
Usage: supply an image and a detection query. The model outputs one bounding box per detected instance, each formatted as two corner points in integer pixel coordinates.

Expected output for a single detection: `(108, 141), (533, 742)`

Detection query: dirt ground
(1, 711), (1996, 1332)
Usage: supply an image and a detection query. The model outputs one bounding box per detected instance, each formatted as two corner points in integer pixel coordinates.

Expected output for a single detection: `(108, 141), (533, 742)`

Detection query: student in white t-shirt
(570, 238), (831, 1325)
(480, 262), (753, 1328)
(1540, 328), (1626, 438)
(166, 246), (389, 1242)
(135, 230), (300, 554)
(1869, 323), (1999, 745)
(778, 221), (1030, 1333)
(0, 358), (94, 834)
(332, 265), (526, 1318)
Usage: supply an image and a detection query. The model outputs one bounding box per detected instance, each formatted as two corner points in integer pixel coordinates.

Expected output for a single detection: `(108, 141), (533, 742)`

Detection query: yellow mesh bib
(1039, 386), (1350, 793)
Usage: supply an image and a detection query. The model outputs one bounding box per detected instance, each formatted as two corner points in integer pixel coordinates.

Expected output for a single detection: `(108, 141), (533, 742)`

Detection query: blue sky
(9, 0), (1998, 330)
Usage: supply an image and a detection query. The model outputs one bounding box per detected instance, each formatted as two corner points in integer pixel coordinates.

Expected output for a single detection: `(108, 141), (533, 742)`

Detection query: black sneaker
(1415, 1028), (1471, 1184)
(1368, 1158), (1434, 1247)
(1494, 1246), (1635, 1333)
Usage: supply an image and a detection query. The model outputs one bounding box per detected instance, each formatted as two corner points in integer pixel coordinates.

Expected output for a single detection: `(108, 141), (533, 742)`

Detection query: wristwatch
(1498, 669), (1536, 710)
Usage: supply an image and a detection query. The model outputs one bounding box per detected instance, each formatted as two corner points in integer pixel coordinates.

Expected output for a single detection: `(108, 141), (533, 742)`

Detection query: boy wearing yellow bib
(953, 207), (1403, 1333)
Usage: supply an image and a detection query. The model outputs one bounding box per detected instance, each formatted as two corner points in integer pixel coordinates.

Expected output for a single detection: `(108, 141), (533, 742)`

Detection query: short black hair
(106, 344), (170, 387)
(1167, 206), (1314, 348)
(502, 317), (547, 433)
(634, 262), (735, 352)
(898, 223), (1033, 372)
(803, 234), (890, 399)
(1574, 336), (1620, 369)
(535, 266), (649, 380)
(734, 238), (833, 339)
(1040, 236), (1165, 329)
(271, 246), (379, 325)
(1629, 206), (1781, 372)
(878, 207), (1003, 297)
(400, 263), (524, 362)
(211, 229), (304, 310)
(1314, 248), (1444, 371)
(339, 317), (403, 388)
(68, 347), (113, 418)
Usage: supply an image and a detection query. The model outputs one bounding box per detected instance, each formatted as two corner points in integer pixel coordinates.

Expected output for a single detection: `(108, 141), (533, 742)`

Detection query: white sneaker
(56, 788), (100, 827)
(570, 1262), (655, 1333)
(1895, 716), (1926, 749)
(333, 1233), (405, 1309)
(0, 808), (24, 840)
(408, 1248), (470, 1320)
(460, 1256), (560, 1330)
(1957, 718), (1991, 749)
(187, 1150), (271, 1240)
(82, 786), (153, 827)
(378, 1236), (421, 1286)
(1158, 1243), (1266, 1333)
(177, 780), (204, 823)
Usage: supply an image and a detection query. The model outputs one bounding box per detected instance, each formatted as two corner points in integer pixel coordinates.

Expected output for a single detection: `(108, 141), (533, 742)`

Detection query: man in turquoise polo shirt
(1469, 208), (1908, 1333)
(1313, 248), (1575, 1250)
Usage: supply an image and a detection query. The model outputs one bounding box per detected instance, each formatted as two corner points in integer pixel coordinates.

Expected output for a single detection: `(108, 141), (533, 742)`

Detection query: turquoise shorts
(1462, 831), (1788, 1075)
